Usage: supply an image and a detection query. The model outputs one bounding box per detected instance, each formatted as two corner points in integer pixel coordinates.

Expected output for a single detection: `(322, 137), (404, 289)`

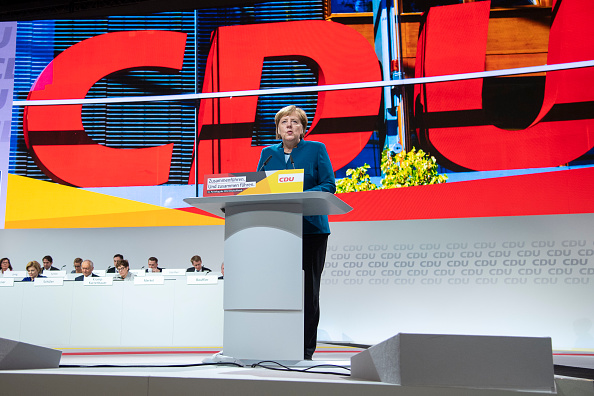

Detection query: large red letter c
(24, 30), (187, 187)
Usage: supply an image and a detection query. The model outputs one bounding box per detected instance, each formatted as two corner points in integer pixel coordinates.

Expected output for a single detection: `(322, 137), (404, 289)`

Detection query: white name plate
(4, 271), (26, 278)
(134, 276), (165, 285)
(84, 276), (113, 286)
(184, 270), (214, 276)
(44, 271), (67, 278)
(187, 275), (218, 285)
(93, 270), (106, 277)
(130, 270), (146, 277)
(0, 278), (14, 287)
(34, 278), (64, 286)
(162, 268), (186, 276)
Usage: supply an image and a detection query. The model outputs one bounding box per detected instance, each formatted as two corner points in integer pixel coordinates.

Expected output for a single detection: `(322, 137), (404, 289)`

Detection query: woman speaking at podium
(257, 105), (336, 360)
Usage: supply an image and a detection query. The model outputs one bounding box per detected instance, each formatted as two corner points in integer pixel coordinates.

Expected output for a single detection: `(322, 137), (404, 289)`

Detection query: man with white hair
(75, 259), (99, 281)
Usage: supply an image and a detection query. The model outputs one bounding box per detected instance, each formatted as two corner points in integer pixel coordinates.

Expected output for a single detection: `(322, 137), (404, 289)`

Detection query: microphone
(289, 154), (295, 169)
(60, 265), (66, 270)
(258, 155), (272, 171)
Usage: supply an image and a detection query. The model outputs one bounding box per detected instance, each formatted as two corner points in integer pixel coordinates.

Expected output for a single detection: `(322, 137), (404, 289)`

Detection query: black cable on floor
(320, 341), (371, 349)
(251, 360), (351, 376)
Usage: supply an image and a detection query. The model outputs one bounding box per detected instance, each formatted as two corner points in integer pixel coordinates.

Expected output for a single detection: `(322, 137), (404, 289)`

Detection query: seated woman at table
(115, 259), (134, 281)
(22, 261), (45, 282)
(1, 257), (12, 275)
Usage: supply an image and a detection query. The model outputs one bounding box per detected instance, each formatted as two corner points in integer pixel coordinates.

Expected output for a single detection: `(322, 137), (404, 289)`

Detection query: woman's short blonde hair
(275, 105), (308, 140)
(26, 260), (42, 273)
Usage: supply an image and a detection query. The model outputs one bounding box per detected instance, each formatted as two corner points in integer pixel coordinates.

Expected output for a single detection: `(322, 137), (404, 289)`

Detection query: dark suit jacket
(43, 266), (59, 272)
(75, 274), (99, 281)
(146, 267), (165, 273)
(186, 267), (212, 273)
(106, 267), (116, 273)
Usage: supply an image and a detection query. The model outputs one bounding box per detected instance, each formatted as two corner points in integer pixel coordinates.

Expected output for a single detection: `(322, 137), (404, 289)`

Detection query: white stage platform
(1, 345), (593, 396)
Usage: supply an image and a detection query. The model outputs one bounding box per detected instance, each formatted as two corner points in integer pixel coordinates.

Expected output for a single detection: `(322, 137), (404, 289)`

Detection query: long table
(0, 278), (224, 348)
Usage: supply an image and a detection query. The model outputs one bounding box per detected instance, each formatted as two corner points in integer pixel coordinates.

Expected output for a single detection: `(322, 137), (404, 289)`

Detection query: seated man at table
(107, 253), (123, 273)
(186, 255), (211, 273)
(115, 259), (134, 281)
(75, 260), (99, 281)
(146, 256), (164, 273)
(42, 255), (59, 273)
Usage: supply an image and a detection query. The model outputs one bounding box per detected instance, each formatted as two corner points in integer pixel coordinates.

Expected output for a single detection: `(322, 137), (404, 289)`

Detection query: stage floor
(1, 345), (594, 396)
(57, 343), (360, 366)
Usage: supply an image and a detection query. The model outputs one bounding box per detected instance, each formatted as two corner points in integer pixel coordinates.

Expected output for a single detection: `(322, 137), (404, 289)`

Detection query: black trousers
(302, 233), (328, 360)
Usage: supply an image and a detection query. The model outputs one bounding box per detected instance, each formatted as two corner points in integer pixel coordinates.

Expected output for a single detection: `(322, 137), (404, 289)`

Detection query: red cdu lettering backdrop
(14, 1), (594, 224)
(22, 22), (381, 188)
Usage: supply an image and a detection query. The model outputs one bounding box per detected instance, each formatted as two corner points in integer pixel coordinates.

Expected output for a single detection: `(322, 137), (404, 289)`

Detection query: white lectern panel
(225, 224), (302, 310)
(224, 310), (303, 361)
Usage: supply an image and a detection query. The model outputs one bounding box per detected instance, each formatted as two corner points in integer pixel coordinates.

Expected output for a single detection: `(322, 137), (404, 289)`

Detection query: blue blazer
(257, 139), (336, 234)
(22, 275), (46, 282)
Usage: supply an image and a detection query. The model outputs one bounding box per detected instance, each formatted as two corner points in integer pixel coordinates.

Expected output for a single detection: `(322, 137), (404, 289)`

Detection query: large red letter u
(415, 0), (594, 170)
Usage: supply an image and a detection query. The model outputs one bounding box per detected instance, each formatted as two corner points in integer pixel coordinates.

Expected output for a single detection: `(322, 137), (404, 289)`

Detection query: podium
(184, 191), (352, 362)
